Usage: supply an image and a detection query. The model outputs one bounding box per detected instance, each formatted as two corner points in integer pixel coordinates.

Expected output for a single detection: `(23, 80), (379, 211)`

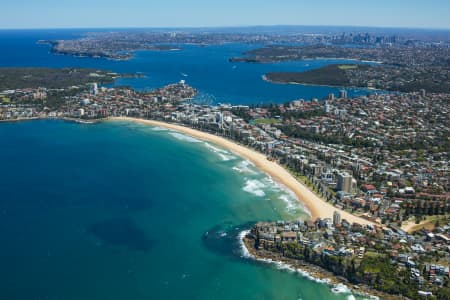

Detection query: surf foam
(332, 283), (352, 294)
(203, 143), (237, 161)
(168, 132), (202, 143)
(261, 176), (310, 216)
(242, 179), (266, 197)
(232, 160), (257, 174)
(151, 126), (169, 131)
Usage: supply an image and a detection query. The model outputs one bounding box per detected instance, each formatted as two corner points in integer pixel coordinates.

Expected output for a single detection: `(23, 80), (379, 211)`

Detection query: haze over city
(2, 0), (450, 29)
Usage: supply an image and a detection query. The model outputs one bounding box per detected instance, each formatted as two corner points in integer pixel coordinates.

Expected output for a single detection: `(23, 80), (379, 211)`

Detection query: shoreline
(0, 117), (99, 124)
(111, 116), (373, 225)
(232, 56), (384, 65)
(0, 117), (42, 123)
(239, 231), (402, 300)
(0, 116), (374, 225)
(262, 74), (384, 92)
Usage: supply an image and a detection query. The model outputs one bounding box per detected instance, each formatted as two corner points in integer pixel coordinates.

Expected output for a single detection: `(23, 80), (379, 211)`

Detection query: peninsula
(0, 67), (116, 90)
(265, 64), (371, 88)
(232, 45), (450, 93)
(243, 218), (450, 299)
(40, 40), (182, 60)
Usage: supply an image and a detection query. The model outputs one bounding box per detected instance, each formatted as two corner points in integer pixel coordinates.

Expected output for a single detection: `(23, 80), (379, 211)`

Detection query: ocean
(0, 29), (373, 300)
(0, 120), (368, 300)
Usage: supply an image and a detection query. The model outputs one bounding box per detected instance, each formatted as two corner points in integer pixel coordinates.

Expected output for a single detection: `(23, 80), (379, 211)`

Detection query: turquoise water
(0, 120), (367, 300)
(0, 29), (378, 104)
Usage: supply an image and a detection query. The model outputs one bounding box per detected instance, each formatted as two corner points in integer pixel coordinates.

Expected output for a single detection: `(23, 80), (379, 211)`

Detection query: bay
(0, 120), (365, 300)
(0, 29), (377, 104)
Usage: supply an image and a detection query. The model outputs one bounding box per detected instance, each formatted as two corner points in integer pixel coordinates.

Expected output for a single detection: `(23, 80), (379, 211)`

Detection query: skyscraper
(333, 211), (341, 226)
(337, 172), (353, 193)
(420, 89), (426, 97)
(339, 90), (348, 99)
(90, 83), (98, 95)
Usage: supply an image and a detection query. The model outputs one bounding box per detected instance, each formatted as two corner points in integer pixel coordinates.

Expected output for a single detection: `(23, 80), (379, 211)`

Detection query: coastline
(239, 231), (402, 300)
(0, 117), (42, 123)
(111, 116), (373, 225)
(233, 56), (384, 65)
(262, 74), (384, 92)
(0, 117), (98, 124)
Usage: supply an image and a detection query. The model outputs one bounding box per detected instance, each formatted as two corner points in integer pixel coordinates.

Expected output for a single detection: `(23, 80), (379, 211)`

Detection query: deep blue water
(0, 120), (365, 300)
(0, 29), (377, 104)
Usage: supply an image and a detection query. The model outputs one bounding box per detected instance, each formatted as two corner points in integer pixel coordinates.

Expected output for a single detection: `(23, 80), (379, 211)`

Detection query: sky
(2, 0), (450, 29)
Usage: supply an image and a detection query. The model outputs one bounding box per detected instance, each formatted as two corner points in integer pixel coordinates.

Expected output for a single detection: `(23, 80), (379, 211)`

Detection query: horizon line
(1, 24), (450, 31)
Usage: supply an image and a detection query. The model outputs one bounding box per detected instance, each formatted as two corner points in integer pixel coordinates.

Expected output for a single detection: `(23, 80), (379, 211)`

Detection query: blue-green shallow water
(0, 120), (368, 300)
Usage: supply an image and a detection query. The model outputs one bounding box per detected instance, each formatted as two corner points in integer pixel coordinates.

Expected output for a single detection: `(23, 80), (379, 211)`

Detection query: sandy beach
(113, 116), (373, 225)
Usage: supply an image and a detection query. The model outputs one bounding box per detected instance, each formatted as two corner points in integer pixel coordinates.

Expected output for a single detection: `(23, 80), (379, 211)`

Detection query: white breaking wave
(203, 143), (237, 161)
(151, 126), (169, 131)
(217, 153), (237, 161)
(168, 132), (202, 143)
(240, 174), (310, 216)
(232, 160), (257, 174)
(238, 230), (254, 259)
(203, 142), (227, 154)
(242, 179), (266, 197)
(331, 283), (352, 294)
(261, 177), (309, 215)
(278, 194), (299, 213)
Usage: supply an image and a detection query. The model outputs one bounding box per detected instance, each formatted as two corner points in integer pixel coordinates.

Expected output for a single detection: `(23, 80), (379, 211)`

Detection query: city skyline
(2, 0), (450, 30)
